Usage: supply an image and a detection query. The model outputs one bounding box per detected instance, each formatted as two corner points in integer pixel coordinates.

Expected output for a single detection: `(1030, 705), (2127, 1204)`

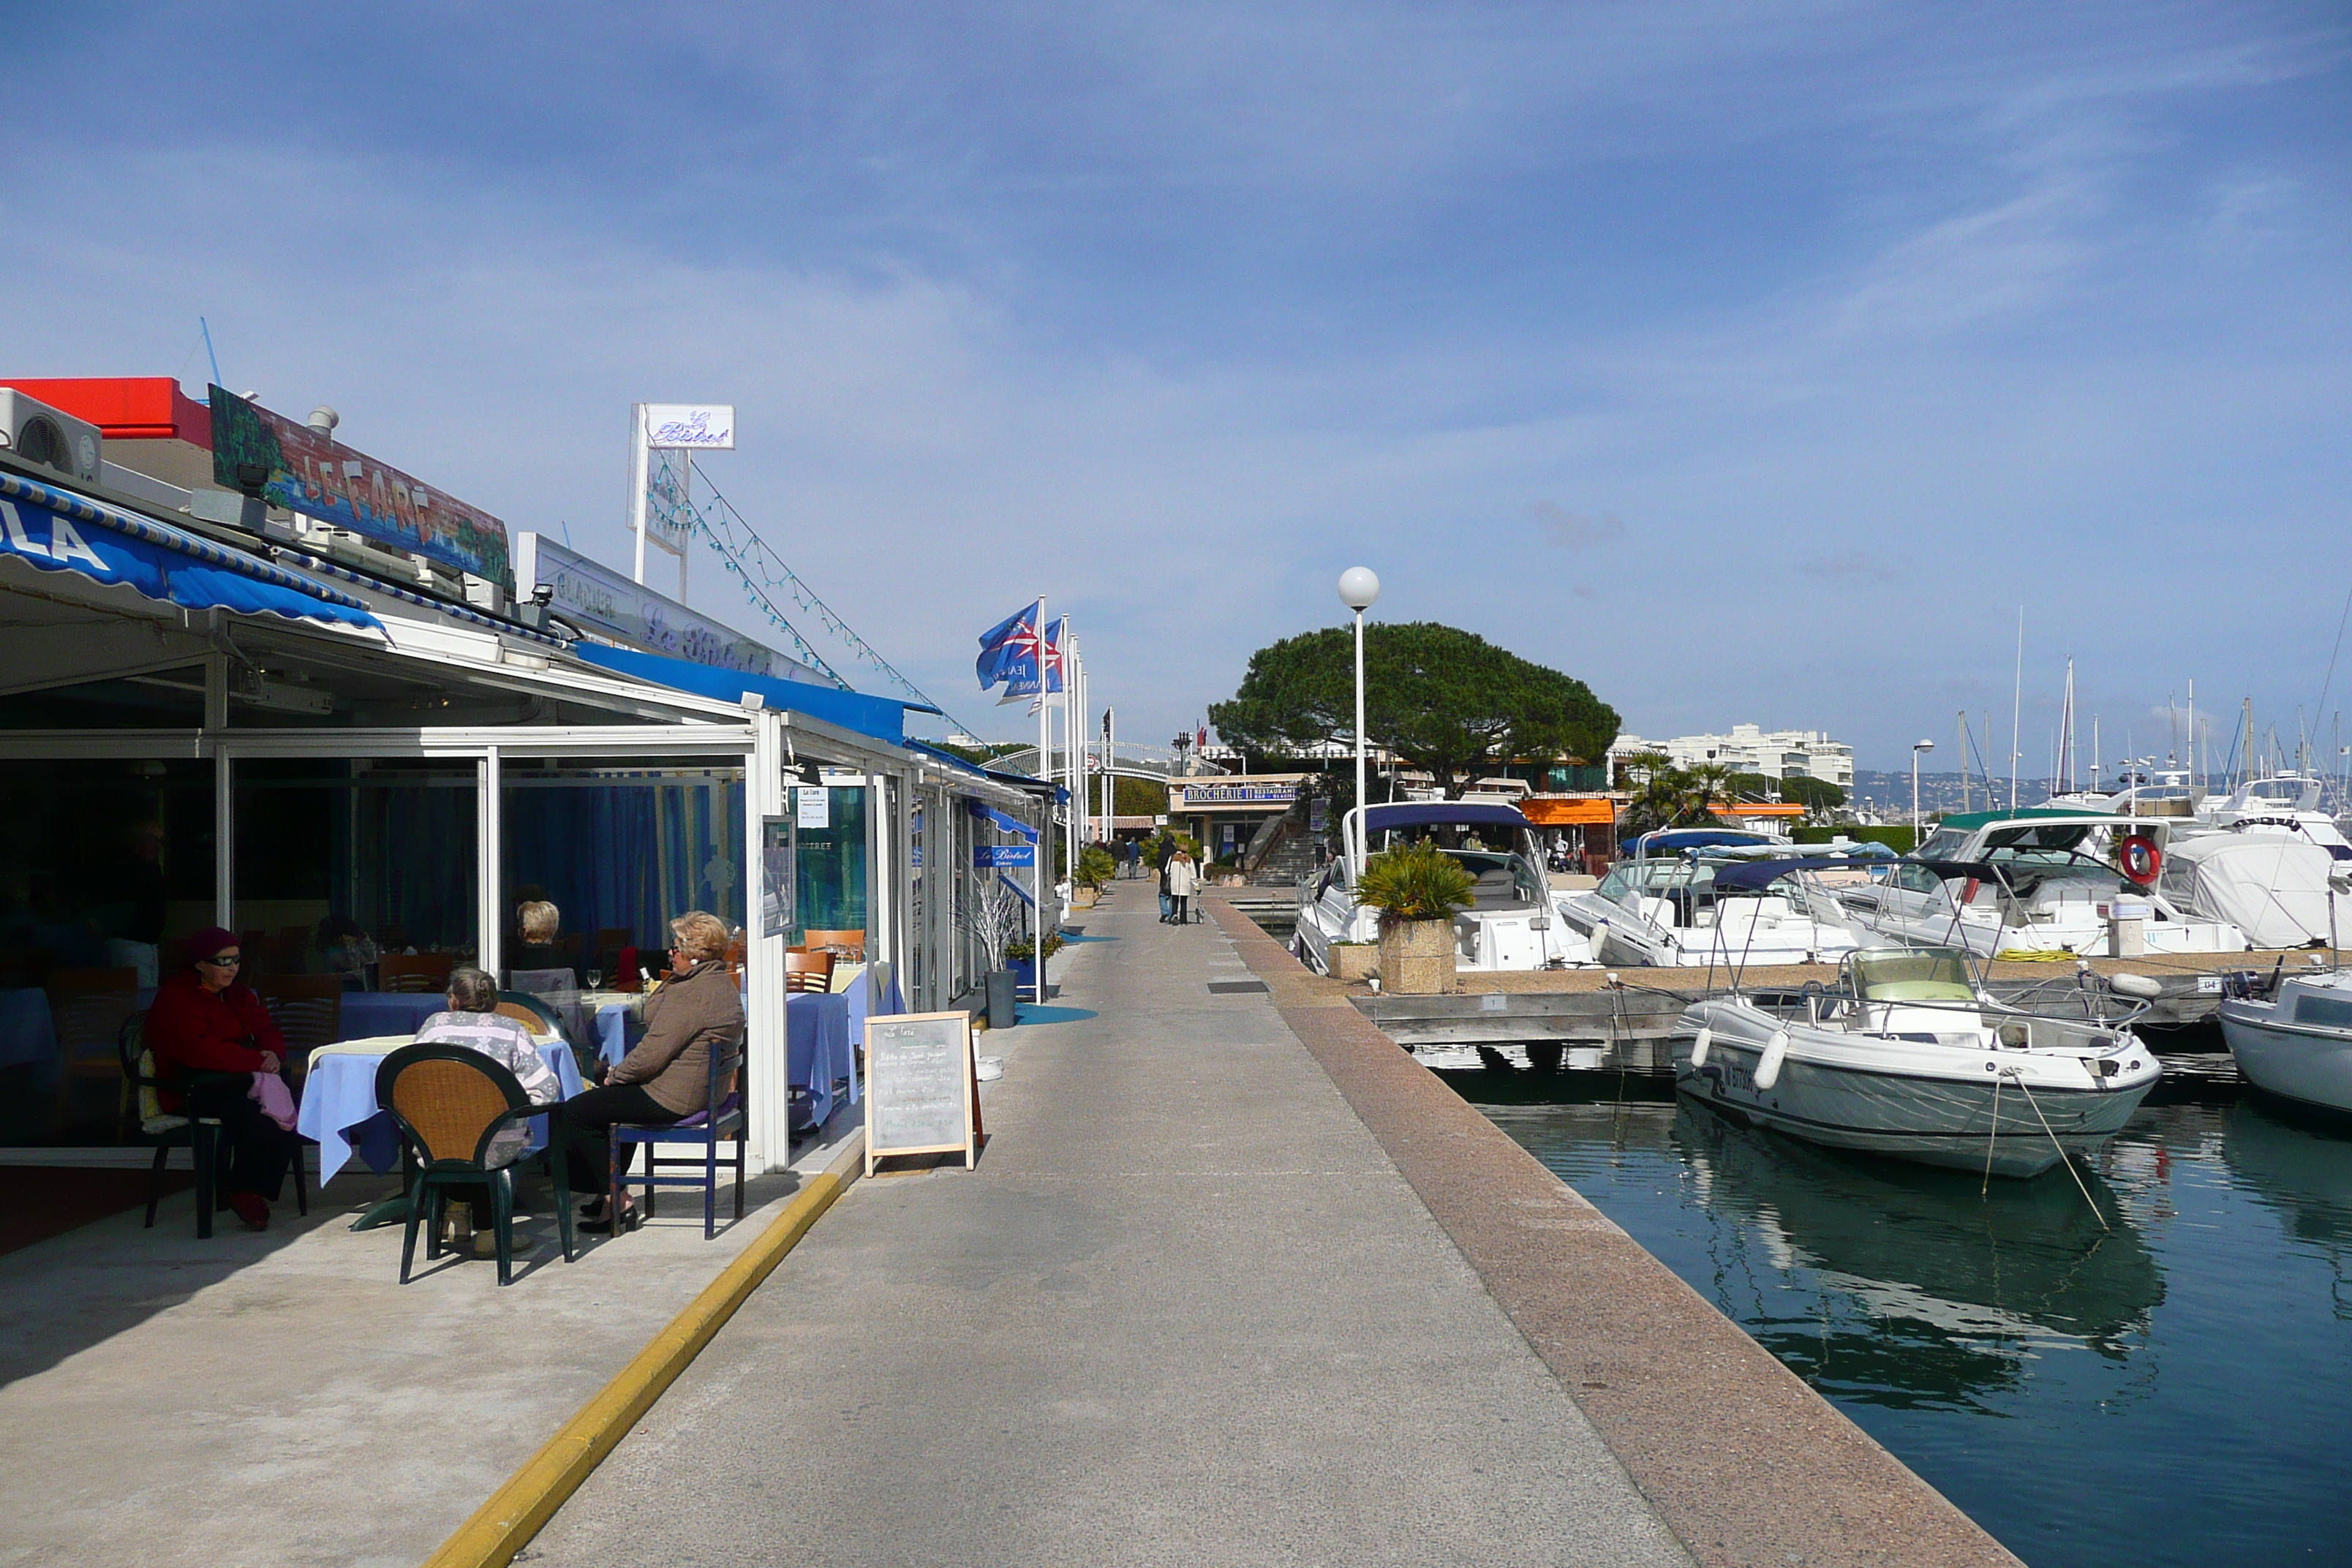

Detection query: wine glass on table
(585, 966), (604, 993)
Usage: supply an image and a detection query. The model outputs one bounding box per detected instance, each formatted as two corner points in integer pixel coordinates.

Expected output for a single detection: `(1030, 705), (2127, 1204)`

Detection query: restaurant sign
(208, 387), (512, 589)
(975, 844), (1036, 868)
(643, 404), (736, 450)
(516, 533), (797, 679)
(1178, 780), (1300, 807)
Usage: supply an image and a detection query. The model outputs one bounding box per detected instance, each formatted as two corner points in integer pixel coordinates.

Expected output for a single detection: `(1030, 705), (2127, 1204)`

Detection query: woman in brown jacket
(565, 910), (743, 1232)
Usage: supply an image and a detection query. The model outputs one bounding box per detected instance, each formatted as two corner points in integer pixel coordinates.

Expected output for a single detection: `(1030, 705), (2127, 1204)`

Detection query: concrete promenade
(533, 889), (1692, 1566)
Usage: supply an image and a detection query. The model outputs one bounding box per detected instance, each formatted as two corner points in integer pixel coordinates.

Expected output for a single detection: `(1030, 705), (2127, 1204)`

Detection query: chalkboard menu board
(864, 1010), (979, 1173)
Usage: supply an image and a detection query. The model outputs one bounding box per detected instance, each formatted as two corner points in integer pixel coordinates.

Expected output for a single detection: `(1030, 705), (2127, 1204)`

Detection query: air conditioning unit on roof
(0, 390), (103, 486)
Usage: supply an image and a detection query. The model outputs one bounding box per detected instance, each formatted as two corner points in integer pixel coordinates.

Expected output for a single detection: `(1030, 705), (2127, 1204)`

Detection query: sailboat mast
(2010, 608), (2024, 812)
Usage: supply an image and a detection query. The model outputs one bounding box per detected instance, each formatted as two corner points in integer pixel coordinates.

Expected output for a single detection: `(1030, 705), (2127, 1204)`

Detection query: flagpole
(1034, 597), (1049, 1006)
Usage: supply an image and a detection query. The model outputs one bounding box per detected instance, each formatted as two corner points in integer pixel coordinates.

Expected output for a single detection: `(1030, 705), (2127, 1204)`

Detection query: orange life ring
(2119, 833), (2162, 887)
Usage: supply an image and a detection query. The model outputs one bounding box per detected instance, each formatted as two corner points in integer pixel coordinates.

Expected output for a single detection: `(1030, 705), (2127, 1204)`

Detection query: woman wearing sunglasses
(146, 927), (298, 1231)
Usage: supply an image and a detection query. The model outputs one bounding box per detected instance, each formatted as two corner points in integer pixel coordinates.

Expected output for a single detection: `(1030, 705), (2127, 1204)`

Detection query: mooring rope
(1981, 1070), (2003, 1199)
(2005, 1068), (2110, 1230)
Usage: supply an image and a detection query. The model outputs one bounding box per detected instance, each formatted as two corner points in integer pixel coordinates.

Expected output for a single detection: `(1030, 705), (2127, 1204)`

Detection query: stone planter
(985, 969), (1019, 1030)
(1329, 943), (1379, 984)
(1379, 917), (1458, 995)
(1070, 886), (1100, 909)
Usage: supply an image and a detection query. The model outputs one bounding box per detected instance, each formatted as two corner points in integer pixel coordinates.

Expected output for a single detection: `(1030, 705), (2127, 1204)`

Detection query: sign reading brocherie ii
(1179, 780), (1300, 807)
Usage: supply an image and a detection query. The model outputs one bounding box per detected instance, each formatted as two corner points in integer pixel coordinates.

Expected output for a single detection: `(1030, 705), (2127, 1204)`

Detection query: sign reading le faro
(1181, 781), (1299, 807)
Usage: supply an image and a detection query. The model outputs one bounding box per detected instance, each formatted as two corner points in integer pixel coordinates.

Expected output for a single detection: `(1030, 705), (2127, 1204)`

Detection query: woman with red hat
(146, 927), (298, 1231)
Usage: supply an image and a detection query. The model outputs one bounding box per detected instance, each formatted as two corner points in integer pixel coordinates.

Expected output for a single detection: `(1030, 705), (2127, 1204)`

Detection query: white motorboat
(2154, 832), (2351, 949)
(1674, 946), (2163, 1177)
(1293, 801), (1593, 973)
(1555, 849), (1874, 969)
(2219, 966), (2352, 1115)
(1847, 809), (2246, 957)
(2185, 772), (2352, 857)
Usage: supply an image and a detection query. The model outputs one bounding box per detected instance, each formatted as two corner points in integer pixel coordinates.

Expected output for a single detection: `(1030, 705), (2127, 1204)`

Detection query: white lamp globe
(1337, 567), (1381, 613)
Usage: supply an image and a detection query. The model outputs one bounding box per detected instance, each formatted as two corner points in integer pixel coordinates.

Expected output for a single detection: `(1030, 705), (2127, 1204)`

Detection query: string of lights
(662, 456), (973, 735)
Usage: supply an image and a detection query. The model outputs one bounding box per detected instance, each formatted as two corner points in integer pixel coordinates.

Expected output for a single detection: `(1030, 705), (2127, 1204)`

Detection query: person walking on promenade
(1156, 837), (1176, 921)
(1166, 848), (1202, 925)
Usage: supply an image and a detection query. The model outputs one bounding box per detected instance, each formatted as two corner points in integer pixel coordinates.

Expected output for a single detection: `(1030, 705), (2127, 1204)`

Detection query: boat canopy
(1933, 807), (2133, 832)
(1362, 802), (1535, 834)
(1710, 856), (1880, 893)
(1622, 829), (1774, 858)
(1912, 859), (2008, 883)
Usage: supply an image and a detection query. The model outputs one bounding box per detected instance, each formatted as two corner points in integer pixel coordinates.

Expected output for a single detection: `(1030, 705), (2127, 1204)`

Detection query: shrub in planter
(1356, 842), (1474, 994)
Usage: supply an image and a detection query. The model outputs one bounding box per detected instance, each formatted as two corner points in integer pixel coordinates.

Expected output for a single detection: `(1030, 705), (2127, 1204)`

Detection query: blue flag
(975, 600), (1043, 693)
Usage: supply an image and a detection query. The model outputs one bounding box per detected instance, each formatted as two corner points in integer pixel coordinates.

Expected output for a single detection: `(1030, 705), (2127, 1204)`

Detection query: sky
(7, 1), (2348, 771)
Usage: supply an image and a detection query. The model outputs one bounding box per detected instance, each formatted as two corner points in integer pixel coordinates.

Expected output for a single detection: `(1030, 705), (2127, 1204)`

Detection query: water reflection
(1460, 1049), (2352, 1568)
(1488, 1090), (2161, 1412)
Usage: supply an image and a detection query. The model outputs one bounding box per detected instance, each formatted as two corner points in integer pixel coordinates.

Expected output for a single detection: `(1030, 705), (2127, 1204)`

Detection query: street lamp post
(1338, 568), (1381, 878)
(1911, 739), (1936, 850)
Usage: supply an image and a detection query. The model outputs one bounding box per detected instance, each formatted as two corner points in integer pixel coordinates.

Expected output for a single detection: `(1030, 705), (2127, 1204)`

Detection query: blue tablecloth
(595, 992), (857, 1129)
(0, 988), (56, 1071)
(299, 1038), (584, 1183)
(337, 992), (447, 1041)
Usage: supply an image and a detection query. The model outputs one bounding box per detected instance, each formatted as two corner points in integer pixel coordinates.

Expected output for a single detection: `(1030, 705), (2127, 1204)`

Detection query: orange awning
(1523, 797), (1618, 826)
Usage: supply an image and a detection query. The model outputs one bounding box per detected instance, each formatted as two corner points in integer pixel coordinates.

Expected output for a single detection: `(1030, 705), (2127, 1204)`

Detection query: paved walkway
(533, 890), (1689, 1567)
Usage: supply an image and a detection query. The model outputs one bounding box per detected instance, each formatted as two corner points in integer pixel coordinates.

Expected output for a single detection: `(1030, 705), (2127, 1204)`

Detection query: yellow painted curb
(421, 1132), (866, 1568)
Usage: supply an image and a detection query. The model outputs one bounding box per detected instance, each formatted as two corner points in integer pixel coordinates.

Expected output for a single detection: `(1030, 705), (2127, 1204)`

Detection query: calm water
(1446, 1045), (2352, 1568)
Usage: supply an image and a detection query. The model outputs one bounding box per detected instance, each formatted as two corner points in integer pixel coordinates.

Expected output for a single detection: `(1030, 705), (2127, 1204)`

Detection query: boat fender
(1754, 1028), (1790, 1090)
(1689, 1025), (1711, 1068)
(2110, 973), (2163, 1000)
(2118, 833), (2162, 887)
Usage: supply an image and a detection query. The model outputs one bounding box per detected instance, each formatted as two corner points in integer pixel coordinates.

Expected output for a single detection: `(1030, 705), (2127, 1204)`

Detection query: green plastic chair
(375, 1044), (574, 1286)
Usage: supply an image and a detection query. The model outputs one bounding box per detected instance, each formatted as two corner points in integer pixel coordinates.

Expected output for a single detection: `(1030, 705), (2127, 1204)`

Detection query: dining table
(298, 1033), (586, 1191)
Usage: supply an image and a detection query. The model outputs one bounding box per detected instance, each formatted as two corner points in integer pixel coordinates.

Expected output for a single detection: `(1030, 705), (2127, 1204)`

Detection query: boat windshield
(1914, 828), (1971, 862)
(1848, 947), (1975, 1002)
(1376, 826), (1547, 910)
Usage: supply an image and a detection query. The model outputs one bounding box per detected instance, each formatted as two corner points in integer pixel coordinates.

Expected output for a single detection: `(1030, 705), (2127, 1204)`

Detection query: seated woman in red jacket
(146, 927), (298, 1231)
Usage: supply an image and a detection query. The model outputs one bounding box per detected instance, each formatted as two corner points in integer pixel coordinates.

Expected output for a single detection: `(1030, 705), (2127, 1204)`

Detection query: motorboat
(1673, 946), (2163, 1177)
(2218, 965), (2352, 1115)
(2186, 773), (2352, 858)
(1555, 850), (1877, 968)
(2155, 832), (2351, 949)
(1847, 809), (2246, 957)
(1293, 800), (1594, 973)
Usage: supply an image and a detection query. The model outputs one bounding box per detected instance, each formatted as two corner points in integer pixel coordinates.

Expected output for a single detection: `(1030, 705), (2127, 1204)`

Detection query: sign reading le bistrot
(864, 1011), (979, 1175)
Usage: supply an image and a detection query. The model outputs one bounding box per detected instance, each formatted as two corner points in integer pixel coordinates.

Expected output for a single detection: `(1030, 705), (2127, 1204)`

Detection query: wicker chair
(494, 992), (562, 1036)
(783, 947), (835, 995)
(377, 953), (453, 994)
(260, 976), (345, 1071)
(375, 1045), (574, 1286)
(611, 1034), (747, 1240)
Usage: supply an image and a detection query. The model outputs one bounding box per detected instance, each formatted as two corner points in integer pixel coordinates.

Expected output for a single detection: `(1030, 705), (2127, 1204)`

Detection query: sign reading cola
(1179, 780), (1300, 807)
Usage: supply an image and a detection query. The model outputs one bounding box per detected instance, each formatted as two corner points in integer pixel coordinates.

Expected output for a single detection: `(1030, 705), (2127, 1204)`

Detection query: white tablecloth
(298, 1036), (584, 1183)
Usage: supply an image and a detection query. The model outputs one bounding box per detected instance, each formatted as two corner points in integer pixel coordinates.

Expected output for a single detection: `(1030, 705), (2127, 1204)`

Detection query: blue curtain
(502, 774), (745, 950)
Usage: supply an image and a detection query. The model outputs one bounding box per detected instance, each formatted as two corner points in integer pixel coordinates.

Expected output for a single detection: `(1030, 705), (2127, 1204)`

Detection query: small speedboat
(1294, 800), (1593, 973)
(1555, 849), (1874, 968)
(1673, 946), (2162, 1177)
(2219, 966), (2352, 1115)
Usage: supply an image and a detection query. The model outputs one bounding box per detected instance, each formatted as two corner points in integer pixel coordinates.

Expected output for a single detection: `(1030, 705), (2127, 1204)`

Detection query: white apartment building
(1608, 725), (1854, 789)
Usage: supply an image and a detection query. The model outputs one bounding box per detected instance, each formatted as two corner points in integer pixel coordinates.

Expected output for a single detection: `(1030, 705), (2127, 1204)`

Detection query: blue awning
(569, 641), (908, 745)
(0, 470), (380, 631)
(1365, 802), (1535, 834)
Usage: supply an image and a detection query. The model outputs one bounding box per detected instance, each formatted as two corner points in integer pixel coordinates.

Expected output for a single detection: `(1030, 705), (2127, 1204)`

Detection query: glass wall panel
(0, 758), (214, 1145)
(794, 783), (867, 942)
(500, 758), (745, 990)
(232, 758), (478, 984)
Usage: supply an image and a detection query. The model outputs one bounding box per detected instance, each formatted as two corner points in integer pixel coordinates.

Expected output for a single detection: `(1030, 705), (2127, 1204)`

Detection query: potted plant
(1354, 842), (1475, 994)
(960, 883), (1024, 1029)
(1003, 930), (1066, 994)
(1071, 844), (1117, 908)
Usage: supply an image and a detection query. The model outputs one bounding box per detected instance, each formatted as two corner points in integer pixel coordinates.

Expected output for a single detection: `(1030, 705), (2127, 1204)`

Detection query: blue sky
(9, 3), (2348, 770)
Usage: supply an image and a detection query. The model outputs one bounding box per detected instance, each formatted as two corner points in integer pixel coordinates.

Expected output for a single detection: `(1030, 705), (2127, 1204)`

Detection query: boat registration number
(1713, 1059), (1758, 1094)
(2195, 975), (2223, 995)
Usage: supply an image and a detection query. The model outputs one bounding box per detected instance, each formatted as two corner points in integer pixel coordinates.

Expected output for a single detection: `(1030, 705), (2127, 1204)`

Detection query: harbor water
(1443, 1046), (2352, 1568)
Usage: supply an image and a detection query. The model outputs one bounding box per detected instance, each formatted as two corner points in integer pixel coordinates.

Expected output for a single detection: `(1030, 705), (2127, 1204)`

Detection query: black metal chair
(611, 1036), (746, 1240)
(375, 1044), (575, 1286)
(119, 1011), (225, 1238)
